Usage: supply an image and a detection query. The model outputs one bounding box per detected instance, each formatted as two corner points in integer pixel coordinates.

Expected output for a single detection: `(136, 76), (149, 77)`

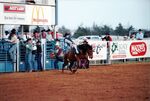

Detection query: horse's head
(87, 45), (93, 59)
(78, 44), (93, 59)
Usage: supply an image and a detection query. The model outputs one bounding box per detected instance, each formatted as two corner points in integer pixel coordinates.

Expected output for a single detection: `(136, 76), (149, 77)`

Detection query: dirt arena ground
(0, 63), (150, 101)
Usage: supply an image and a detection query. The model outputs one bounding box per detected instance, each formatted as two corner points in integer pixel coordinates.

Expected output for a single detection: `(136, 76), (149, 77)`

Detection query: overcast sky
(58, 0), (150, 30)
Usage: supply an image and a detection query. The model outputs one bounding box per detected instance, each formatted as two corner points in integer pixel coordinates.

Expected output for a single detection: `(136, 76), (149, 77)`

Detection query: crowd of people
(2, 28), (55, 72)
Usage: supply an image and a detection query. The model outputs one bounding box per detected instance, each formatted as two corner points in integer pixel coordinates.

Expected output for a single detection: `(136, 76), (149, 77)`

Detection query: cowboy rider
(64, 33), (79, 54)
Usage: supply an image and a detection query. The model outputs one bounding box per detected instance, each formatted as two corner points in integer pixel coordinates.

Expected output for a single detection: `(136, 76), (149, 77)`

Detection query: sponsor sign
(1, 4), (26, 24)
(110, 40), (150, 60)
(31, 6), (48, 25)
(130, 42), (147, 56)
(4, 5), (25, 13)
(110, 41), (128, 59)
(88, 40), (107, 60)
(0, 0), (24, 3)
(0, 3), (53, 25)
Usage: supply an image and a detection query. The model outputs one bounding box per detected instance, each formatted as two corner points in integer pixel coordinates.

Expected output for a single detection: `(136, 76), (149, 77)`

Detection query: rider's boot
(74, 45), (79, 55)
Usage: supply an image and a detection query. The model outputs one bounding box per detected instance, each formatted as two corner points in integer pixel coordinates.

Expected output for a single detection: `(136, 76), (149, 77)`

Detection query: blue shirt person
(136, 29), (144, 40)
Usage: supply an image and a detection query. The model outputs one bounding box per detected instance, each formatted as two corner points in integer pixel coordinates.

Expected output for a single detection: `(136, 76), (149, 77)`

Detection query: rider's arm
(68, 38), (74, 43)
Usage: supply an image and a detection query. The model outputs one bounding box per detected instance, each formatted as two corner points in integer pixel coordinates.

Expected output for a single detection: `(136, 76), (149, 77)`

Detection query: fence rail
(0, 39), (150, 72)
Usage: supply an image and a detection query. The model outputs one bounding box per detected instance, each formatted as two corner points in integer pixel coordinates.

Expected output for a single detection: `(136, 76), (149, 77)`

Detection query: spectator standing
(36, 40), (43, 71)
(41, 29), (47, 39)
(21, 32), (31, 42)
(102, 32), (112, 64)
(33, 30), (40, 41)
(102, 32), (112, 41)
(136, 29), (144, 61)
(25, 38), (33, 72)
(8, 29), (19, 62)
(136, 29), (144, 40)
(32, 38), (37, 71)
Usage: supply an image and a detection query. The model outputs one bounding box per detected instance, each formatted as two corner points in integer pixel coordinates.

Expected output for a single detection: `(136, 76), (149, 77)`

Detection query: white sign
(0, 0), (25, 3)
(88, 40), (107, 60)
(0, 0), (55, 5)
(0, 3), (54, 25)
(110, 40), (150, 60)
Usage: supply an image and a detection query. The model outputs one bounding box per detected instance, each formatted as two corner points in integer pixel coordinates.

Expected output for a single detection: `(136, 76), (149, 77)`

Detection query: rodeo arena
(0, 0), (150, 101)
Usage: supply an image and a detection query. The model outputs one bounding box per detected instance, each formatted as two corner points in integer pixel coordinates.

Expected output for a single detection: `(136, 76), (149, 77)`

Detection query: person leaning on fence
(136, 29), (145, 61)
(54, 39), (64, 69)
(102, 32), (112, 64)
(64, 33), (79, 54)
(25, 38), (33, 72)
(102, 32), (112, 41)
(36, 40), (43, 71)
(8, 29), (19, 63)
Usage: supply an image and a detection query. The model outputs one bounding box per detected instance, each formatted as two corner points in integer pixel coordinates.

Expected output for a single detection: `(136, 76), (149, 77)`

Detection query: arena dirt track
(0, 63), (150, 101)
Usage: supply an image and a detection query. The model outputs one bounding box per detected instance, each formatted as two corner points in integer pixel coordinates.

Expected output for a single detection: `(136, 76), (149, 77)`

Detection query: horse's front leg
(62, 61), (67, 72)
(76, 55), (80, 69)
(86, 59), (90, 69)
(85, 54), (89, 69)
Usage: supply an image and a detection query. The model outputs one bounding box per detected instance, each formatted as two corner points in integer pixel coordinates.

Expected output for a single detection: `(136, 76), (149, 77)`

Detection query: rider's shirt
(64, 34), (74, 47)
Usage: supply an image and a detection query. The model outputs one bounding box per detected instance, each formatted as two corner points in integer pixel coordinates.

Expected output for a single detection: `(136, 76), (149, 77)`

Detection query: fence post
(41, 39), (46, 70)
(16, 42), (19, 72)
(107, 41), (111, 64)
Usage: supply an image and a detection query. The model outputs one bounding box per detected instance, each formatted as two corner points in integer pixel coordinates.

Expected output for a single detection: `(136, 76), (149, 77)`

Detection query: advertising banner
(0, 3), (53, 25)
(88, 40), (107, 60)
(110, 40), (150, 60)
(0, 0), (24, 3)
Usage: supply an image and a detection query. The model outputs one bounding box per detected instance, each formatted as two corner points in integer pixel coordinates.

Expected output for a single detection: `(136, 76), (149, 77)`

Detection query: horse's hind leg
(62, 63), (66, 73)
(68, 61), (73, 73)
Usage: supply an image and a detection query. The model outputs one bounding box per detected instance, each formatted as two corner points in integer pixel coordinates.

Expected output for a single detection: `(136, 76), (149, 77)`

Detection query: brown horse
(78, 44), (93, 68)
(62, 44), (93, 73)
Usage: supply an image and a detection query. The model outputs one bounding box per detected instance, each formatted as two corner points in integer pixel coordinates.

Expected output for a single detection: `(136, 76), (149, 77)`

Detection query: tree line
(58, 23), (150, 38)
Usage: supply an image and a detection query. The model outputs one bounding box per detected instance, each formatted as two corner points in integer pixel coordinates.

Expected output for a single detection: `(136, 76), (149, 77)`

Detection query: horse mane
(78, 44), (92, 54)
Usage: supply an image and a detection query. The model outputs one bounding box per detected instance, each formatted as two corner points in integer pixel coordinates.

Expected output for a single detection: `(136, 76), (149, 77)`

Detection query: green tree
(127, 25), (135, 36)
(100, 25), (113, 35)
(73, 26), (91, 38)
(58, 26), (71, 35)
(114, 23), (128, 36)
(91, 24), (101, 36)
